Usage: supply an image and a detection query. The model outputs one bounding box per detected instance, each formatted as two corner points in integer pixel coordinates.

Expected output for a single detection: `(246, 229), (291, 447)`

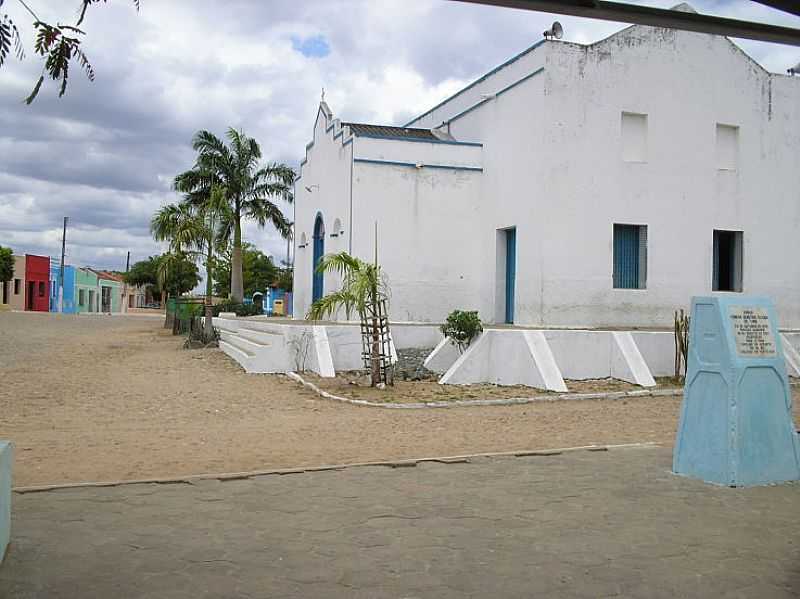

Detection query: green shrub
(441, 310), (483, 354)
(211, 301), (263, 317)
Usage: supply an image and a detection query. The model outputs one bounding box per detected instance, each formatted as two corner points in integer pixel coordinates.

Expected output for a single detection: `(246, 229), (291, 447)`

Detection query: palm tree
(173, 127), (294, 303)
(151, 191), (227, 340)
(308, 252), (391, 386)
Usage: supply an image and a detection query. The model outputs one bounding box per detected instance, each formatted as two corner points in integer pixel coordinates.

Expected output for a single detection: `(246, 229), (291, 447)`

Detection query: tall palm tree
(308, 252), (391, 386)
(151, 191), (227, 339)
(173, 127), (294, 303)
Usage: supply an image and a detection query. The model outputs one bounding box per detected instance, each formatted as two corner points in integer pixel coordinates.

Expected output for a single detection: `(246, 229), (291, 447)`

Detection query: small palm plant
(151, 188), (228, 340)
(307, 252), (391, 386)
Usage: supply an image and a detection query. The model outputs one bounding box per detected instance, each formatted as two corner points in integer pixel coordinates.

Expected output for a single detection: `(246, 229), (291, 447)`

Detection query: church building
(293, 6), (800, 328)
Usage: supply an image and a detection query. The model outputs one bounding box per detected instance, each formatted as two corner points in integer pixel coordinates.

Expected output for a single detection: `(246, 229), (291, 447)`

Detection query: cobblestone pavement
(1, 446), (799, 598)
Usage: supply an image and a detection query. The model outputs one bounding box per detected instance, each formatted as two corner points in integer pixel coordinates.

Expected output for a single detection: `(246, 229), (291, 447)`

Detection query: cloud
(0, 0), (796, 278)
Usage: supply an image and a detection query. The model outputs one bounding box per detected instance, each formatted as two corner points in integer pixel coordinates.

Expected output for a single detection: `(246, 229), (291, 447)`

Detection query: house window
(716, 124), (738, 170)
(613, 224), (648, 289)
(713, 230), (743, 292)
(39, 281), (45, 297)
(14, 279), (20, 294)
(79, 289), (85, 306)
(621, 112), (647, 162)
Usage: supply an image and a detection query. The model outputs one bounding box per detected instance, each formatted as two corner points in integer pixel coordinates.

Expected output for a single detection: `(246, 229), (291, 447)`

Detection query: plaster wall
(6, 256), (26, 311)
(529, 30), (800, 327)
(24, 255), (49, 312)
(293, 112), (354, 320)
(349, 161), (486, 322)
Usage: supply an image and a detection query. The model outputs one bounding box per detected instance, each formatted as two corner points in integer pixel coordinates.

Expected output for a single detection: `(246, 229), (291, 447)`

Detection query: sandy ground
(1, 311), (796, 487)
(305, 372), (680, 403)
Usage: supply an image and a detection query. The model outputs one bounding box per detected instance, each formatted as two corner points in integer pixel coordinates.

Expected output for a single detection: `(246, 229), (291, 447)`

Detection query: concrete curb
(287, 371), (683, 409)
(12, 442), (659, 494)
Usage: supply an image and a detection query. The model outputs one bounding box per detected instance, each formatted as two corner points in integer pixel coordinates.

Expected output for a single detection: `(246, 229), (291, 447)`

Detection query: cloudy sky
(1, 0), (798, 272)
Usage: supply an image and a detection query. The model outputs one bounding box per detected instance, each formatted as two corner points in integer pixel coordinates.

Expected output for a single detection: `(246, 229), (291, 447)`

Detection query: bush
(441, 310), (483, 354)
(211, 301), (263, 317)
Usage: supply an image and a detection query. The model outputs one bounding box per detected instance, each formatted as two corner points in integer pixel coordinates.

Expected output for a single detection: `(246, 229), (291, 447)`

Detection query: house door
(1, 281), (6, 304)
(505, 228), (516, 324)
(27, 281), (35, 310)
(101, 287), (112, 312)
(312, 214), (325, 303)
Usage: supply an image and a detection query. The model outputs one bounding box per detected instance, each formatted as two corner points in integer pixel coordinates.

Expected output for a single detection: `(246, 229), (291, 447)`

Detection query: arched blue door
(312, 214), (325, 302)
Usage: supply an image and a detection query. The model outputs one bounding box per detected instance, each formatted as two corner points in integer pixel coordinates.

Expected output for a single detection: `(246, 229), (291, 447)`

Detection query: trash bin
(273, 299), (284, 316)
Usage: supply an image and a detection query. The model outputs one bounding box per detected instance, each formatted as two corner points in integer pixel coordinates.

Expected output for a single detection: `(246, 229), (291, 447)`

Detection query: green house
(74, 268), (99, 313)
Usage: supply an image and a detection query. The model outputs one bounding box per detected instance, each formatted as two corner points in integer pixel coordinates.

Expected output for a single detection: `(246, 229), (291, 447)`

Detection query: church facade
(293, 13), (800, 328)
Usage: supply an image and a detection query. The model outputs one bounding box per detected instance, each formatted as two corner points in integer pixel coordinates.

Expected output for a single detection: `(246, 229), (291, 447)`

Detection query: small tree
(307, 252), (391, 386)
(152, 191), (225, 340)
(0, 245), (13, 288)
(441, 310), (483, 354)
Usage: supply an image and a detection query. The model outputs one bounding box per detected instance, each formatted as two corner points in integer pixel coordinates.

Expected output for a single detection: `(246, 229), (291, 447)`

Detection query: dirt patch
(1, 312), (796, 487)
(301, 371), (682, 403)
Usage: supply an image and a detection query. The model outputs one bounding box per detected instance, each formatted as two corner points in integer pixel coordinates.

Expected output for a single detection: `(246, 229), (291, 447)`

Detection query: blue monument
(674, 296), (800, 486)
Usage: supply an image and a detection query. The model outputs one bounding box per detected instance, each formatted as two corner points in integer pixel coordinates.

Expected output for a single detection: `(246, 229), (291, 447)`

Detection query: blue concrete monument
(0, 441), (11, 564)
(674, 296), (800, 486)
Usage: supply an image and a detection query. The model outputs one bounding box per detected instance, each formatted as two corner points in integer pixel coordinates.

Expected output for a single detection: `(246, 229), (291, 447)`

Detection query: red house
(25, 254), (50, 312)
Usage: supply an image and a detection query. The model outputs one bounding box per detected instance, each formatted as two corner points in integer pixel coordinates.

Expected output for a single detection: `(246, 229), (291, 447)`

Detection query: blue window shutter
(712, 231), (720, 291)
(613, 224), (640, 289)
(638, 225), (647, 289)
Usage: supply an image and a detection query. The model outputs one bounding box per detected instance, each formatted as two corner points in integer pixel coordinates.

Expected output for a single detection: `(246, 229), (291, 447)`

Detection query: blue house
(49, 264), (77, 313)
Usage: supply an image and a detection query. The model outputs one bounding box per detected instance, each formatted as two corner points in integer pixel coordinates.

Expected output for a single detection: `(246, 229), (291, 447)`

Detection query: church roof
(343, 122), (438, 140)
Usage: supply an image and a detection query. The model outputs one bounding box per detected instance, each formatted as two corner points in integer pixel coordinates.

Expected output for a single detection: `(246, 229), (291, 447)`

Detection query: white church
(293, 5), (800, 329)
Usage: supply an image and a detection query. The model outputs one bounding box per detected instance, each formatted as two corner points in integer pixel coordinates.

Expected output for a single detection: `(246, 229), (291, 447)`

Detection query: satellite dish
(544, 21), (563, 40)
(788, 61), (800, 75)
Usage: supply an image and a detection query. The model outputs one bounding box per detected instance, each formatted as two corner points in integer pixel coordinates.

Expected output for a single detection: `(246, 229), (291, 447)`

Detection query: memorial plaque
(729, 306), (776, 357)
(674, 296), (800, 487)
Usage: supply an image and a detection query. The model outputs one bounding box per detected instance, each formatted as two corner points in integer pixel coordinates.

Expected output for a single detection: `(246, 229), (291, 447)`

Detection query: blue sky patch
(292, 34), (331, 58)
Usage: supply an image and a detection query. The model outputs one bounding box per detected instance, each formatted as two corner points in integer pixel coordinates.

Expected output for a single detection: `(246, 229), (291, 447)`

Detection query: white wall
(527, 30), (800, 327)
(296, 25), (800, 329)
(293, 110), (354, 320)
(350, 160), (486, 323)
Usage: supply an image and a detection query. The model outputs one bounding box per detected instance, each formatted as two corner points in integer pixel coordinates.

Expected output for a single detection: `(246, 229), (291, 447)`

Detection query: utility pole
(59, 216), (68, 313)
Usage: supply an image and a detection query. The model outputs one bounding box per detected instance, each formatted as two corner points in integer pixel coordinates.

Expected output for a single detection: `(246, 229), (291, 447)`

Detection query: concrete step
(219, 340), (253, 372)
(219, 331), (258, 357)
(236, 328), (278, 347)
(238, 321), (287, 336)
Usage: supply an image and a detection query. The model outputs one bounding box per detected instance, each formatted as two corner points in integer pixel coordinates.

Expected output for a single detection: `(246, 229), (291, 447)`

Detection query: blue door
(505, 228), (516, 324)
(312, 214), (325, 302)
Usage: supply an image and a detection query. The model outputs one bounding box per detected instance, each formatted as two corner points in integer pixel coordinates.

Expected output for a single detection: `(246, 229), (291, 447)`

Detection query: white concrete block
(524, 331), (568, 392)
(780, 333), (800, 378)
(424, 338), (462, 374)
(611, 331), (657, 387)
(631, 331), (676, 377)
(440, 330), (566, 392)
(312, 326), (336, 378)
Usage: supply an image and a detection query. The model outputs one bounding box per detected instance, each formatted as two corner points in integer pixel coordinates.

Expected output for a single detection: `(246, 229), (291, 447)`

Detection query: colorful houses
(1, 254), (135, 315)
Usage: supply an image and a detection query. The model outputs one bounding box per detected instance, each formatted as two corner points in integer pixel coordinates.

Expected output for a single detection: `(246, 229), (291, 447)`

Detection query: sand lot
(1, 311), (796, 487)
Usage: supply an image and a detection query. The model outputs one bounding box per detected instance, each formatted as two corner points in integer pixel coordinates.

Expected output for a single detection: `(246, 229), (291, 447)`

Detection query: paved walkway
(1, 446), (799, 598)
